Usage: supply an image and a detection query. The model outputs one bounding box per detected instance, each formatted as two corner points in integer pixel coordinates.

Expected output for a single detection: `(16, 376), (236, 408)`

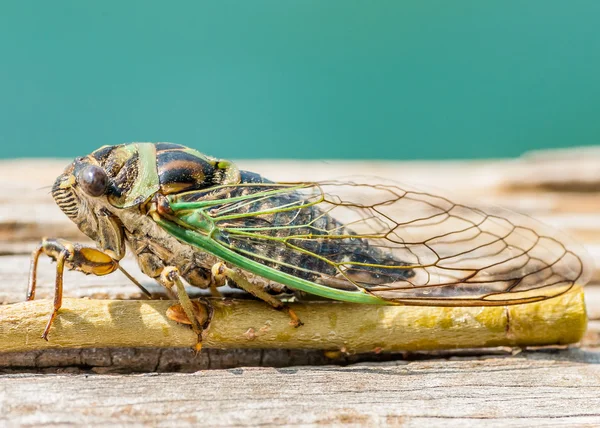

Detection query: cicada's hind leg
(211, 262), (304, 328)
(27, 238), (122, 340)
(160, 267), (213, 351)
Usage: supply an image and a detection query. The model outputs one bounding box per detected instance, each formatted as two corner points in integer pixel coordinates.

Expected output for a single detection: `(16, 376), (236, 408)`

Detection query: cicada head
(52, 146), (130, 259)
(52, 157), (102, 224)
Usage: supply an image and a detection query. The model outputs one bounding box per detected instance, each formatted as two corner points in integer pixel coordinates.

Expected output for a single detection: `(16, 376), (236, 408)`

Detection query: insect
(27, 142), (592, 345)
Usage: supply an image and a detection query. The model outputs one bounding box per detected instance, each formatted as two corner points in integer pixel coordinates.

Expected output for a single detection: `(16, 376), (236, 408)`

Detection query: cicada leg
(211, 262), (304, 328)
(160, 266), (213, 351)
(27, 238), (121, 340)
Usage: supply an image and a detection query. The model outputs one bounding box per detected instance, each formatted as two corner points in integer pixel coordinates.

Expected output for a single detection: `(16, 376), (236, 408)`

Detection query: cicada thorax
(155, 143), (238, 195)
(89, 142), (240, 208)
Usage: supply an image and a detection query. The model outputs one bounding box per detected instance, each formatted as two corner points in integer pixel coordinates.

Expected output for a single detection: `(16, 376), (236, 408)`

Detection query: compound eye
(78, 165), (108, 197)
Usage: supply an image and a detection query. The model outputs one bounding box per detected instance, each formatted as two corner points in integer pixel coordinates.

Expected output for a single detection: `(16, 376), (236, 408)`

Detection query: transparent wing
(168, 178), (592, 306)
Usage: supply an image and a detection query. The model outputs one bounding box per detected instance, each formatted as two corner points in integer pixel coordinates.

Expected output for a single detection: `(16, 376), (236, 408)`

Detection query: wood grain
(1, 356), (599, 426)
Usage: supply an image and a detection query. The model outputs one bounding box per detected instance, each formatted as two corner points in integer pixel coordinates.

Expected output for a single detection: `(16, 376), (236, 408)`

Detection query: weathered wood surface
(1, 356), (600, 427)
(1, 149), (600, 426)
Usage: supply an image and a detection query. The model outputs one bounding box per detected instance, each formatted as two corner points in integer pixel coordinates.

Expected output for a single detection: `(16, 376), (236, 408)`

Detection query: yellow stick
(0, 286), (587, 354)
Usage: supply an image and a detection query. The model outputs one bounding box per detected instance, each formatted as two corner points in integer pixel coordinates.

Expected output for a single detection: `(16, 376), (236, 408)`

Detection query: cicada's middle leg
(211, 262), (304, 327)
(27, 238), (120, 340)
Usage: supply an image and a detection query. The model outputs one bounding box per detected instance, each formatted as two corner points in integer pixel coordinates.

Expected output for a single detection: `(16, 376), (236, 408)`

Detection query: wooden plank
(503, 146), (600, 192)
(585, 286), (600, 320)
(1, 356), (599, 426)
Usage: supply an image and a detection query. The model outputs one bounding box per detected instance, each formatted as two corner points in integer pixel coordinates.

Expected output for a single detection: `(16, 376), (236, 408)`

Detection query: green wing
(157, 179), (591, 306)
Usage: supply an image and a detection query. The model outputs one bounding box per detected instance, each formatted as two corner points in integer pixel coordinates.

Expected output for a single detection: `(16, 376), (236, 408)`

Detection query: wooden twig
(0, 286), (587, 353)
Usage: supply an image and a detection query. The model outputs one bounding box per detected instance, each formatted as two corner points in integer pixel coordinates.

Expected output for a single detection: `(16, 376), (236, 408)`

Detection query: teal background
(1, 1), (599, 160)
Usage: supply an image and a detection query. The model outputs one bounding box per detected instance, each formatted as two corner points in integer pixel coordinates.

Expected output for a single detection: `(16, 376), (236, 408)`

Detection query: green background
(1, 1), (599, 160)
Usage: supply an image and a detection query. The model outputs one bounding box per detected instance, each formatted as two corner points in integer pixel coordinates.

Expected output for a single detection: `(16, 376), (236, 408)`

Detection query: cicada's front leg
(159, 266), (213, 351)
(211, 262), (304, 328)
(28, 238), (121, 340)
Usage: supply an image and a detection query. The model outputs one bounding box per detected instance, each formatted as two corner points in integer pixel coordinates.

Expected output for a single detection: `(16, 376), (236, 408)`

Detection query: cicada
(27, 142), (592, 343)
